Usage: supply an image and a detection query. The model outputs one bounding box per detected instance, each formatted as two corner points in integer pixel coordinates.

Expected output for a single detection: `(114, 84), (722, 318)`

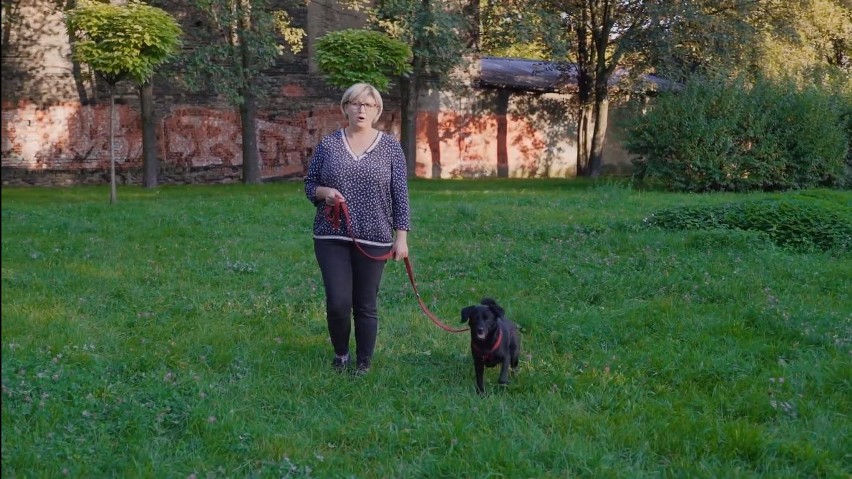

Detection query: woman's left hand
(391, 233), (408, 261)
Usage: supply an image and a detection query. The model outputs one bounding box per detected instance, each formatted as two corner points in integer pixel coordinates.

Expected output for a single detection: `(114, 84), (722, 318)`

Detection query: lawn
(2, 179), (850, 478)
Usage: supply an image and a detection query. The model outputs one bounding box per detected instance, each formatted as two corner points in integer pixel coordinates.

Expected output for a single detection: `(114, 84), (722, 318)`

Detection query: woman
(304, 83), (411, 375)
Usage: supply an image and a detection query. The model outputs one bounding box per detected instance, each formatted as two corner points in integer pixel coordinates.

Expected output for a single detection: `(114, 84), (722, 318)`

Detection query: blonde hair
(340, 83), (384, 122)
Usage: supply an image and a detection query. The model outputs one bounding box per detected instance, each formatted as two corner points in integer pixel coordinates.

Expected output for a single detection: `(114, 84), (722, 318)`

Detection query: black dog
(460, 298), (521, 394)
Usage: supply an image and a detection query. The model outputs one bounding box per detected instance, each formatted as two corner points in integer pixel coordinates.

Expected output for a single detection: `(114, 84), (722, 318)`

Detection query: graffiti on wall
(1, 102), (142, 170)
(1, 102), (347, 179)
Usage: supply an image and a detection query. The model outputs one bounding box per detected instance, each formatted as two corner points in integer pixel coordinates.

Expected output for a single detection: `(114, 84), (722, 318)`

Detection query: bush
(644, 195), (852, 252)
(683, 228), (771, 251)
(627, 76), (849, 192)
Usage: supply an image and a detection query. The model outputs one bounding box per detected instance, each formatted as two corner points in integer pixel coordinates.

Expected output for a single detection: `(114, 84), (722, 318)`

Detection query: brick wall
(1, 0), (402, 186)
(1, 0), (633, 186)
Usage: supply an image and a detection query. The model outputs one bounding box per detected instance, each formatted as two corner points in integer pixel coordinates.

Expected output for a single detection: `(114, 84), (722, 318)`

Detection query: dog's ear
(461, 306), (476, 323)
(486, 301), (505, 319)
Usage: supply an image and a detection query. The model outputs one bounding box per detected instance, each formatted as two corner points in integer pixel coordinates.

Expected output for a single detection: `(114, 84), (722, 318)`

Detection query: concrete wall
(414, 82), (636, 179)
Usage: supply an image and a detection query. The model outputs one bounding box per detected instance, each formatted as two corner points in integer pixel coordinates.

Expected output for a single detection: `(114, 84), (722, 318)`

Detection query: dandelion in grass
(764, 287), (779, 307)
(768, 376), (797, 417)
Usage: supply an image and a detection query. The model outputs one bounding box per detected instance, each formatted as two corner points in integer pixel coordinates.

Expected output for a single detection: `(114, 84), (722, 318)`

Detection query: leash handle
(324, 197), (469, 333)
(324, 199), (394, 261)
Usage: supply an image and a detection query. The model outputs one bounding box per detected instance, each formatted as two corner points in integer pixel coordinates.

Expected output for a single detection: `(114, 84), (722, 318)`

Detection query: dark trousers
(314, 239), (390, 363)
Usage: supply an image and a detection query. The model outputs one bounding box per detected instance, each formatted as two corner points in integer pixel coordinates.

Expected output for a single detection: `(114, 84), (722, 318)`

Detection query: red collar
(472, 327), (503, 360)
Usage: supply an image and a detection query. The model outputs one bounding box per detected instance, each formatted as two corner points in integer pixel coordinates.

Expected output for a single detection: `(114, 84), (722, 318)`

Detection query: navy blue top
(305, 129), (411, 246)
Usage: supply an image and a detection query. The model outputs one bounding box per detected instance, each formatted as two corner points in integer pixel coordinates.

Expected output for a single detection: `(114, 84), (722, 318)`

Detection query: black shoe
(331, 353), (349, 372)
(354, 360), (371, 376)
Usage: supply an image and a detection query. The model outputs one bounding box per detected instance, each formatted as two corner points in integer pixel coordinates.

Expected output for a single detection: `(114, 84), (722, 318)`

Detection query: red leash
(324, 197), (468, 333)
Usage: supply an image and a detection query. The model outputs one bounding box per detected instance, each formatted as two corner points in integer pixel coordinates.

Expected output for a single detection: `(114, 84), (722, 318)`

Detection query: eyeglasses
(347, 102), (378, 111)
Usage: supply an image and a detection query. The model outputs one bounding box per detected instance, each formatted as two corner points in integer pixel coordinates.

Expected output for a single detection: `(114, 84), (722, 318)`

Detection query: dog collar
(472, 327), (503, 360)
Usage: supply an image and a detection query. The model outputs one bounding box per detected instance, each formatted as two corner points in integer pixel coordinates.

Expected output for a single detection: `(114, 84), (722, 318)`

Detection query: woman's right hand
(323, 188), (345, 206)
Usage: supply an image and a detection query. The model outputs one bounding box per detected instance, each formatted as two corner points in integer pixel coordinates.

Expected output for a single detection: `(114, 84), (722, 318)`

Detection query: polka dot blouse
(305, 129), (411, 246)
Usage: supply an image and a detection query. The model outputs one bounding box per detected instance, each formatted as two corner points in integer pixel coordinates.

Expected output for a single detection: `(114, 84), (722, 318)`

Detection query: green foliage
(272, 10), (306, 55)
(181, 0), (305, 106)
(644, 194), (852, 252)
(65, 0), (182, 85)
(367, 0), (470, 77)
(480, 0), (570, 60)
(314, 29), (412, 92)
(753, 0), (851, 82)
(627, 76), (849, 192)
(832, 85), (852, 187)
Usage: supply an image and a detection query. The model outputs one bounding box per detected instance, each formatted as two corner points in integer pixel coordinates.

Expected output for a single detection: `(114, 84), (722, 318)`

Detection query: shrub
(627, 76), (849, 192)
(683, 229), (771, 251)
(644, 195), (852, 252)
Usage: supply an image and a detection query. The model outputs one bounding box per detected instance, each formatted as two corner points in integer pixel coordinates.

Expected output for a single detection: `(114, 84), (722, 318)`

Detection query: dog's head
(461, 298), (505, 341)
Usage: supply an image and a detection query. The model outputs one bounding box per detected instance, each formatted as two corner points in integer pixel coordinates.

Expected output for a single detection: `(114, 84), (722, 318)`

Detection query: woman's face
(345, 92), (380, 128)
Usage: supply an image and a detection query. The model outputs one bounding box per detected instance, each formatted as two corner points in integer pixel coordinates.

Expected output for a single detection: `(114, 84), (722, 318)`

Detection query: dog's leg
(498, 356), (511, 385)
(474, 360), (485, 394)
(511, 338), (520, 370)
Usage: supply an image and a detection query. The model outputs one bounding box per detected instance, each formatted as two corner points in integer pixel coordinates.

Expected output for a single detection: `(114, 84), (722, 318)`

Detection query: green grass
(2, 179), (850, 478)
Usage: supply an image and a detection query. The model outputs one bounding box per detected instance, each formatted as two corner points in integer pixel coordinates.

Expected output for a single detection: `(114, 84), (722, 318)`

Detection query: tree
(314, 29), (412, 92)
(181, 0), (304, 184)
(66, 0), (182, 202)
(480, 0), (831, 177)
(343, 0), (472, 175)
(745, 0), (851, 83)
(377, 0), (472, 175)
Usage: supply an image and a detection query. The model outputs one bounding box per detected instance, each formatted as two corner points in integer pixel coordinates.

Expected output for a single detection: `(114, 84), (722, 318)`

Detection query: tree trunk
(240, 90), (261, 184)
(589, 97), (608, 177)
(426, 85), (442, 179)
(401, 51), (425, 178)
(577, 104), (594, 176)
(109, 86), (117, 204)
(140, 81), (158, 188)
(463, 0), (480, 50)
(588, 1), (614, 178)
(575, 7), (594, 177)
(237, 7), (261, 185)
(399, 73), (417, 177)
(496, 89), (510, 178)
